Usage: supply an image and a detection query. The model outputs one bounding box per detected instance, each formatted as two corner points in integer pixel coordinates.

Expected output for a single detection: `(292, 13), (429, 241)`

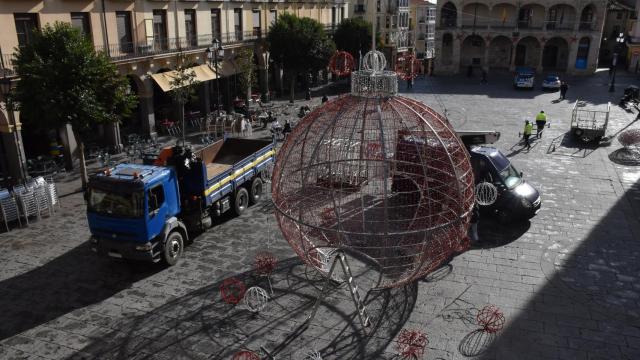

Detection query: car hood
(513, 181), (540, 202)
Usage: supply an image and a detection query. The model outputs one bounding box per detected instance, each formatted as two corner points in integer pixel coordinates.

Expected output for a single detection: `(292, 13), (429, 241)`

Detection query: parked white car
(542, 75), (561, 90)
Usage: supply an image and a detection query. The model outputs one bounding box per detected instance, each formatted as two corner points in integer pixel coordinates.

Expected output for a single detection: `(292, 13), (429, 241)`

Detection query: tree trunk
(289, 71), (296, 104)
(76, 137), (88, 192)
(179, 102), (186, 147)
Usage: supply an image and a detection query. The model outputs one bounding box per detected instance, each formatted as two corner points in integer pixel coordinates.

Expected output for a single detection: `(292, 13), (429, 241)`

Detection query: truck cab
(88, 164), (189, 265)
(469, 146), (541, 221)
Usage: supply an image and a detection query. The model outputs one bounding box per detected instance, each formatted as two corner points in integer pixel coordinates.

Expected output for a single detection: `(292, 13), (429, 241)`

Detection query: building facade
(0, 0), (347, 182)
(433, 0), (607, 75)
(599, 0), (634, 67)
(352, 0), (412, 65)
(410, 0), (436, 72)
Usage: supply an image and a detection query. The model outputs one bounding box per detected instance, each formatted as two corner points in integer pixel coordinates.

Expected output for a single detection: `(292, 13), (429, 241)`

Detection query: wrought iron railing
(0, 53), (16, 77)
(545, 21), (575, 31)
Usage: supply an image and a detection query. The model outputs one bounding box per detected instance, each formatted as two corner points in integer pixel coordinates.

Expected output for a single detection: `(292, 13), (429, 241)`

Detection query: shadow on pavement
(75, 257), (418, 360)
(476, 218), (530, 249)
(0, 242), (160, 340)
(477, 179), (640, 359)
(546, 132), (599, 158)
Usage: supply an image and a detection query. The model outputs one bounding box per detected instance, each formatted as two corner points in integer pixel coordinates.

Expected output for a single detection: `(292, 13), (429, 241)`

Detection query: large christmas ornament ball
(272, 54), (474, 288)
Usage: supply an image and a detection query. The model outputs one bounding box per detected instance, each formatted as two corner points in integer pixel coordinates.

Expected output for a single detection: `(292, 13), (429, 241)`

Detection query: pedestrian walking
(469, 204), (480, 243)
(523, 120), (533, 150)
(559, 81), (569, 100)
(283, 119), (292, 140)
(535, 110), (547, 139)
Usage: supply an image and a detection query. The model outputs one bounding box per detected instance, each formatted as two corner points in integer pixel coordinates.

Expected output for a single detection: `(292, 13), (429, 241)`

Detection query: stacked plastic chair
(0, 189), (21, 232)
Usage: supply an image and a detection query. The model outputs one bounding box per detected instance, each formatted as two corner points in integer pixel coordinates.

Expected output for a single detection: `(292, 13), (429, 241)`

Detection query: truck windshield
(88, 188), (144, 218)
(498, 164), (522, 189)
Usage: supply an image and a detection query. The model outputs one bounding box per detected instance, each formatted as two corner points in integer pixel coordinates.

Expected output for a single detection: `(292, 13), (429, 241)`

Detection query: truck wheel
(163, 231), (184, 266)
(234, 187), (249, 216)
(250, 177), (263, 205)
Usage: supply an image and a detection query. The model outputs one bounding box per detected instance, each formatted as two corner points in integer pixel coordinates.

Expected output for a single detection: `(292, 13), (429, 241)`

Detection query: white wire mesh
(242, 286), (270, 313)
(475, 182), (498, 206)
(301, 350), (323, 360)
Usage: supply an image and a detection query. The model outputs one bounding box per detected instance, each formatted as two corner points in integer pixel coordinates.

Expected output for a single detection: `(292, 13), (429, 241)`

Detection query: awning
(151, 64), (218, 92)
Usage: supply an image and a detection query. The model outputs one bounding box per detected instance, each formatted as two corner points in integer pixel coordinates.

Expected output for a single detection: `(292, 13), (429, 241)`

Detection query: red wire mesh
(395, 328), (429, 359)
(271, 94), (474, 288)
(231, 351), (260, 360)
(476, 305), (506, 333)
(255, 251), (278, 275)
(329, 51), (356, 77)
(395, 53), (421, 81)
(220, 277), (246, 305)
(618, 129), (640, 148)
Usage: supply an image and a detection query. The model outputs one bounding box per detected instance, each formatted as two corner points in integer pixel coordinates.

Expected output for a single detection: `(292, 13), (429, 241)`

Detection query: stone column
(566, 39), (579, 74)
(199, 83), (211, 116)
(483, 43), (490, 72)
(509, 42), (517, 71)
(536, 43), (544, 73)
(259, 66), (268, 102)
(59, 123), (78, 170)
(138, 95), (157, 140)
(0, 109), (27, 183)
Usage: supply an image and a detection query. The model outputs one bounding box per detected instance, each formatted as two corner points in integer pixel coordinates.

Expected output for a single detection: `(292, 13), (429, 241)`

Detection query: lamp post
(0, 76), (28, 184)
(609, 32), (626, 92)
(262, 50), (270, 103)
(206, 39), (224, 118)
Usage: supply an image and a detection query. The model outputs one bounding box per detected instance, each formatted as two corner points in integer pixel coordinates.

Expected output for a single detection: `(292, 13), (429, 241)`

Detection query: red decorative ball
(220, 277), (246, 305)
(395, 52), (421, 80)
(231, 351), (260, 360)
(476, 305), (506, 333)
(329, 51), (356, 77)
(255, 251), (278, 275)
(618, 129), (640, 148)
(395, 328), (429, 359)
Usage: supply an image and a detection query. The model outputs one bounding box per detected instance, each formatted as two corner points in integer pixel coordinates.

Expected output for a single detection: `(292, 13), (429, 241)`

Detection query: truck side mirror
(520, 171), (524, 178)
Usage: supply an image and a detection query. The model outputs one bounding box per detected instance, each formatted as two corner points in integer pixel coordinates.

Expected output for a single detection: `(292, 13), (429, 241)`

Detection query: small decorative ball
(618, 129), (640, 148)
(395, 328), (429, 359)
(475, 182), (498, 206)
(243, 286), (270, 312)
(255, 251), (278, 275)
(302, 349), (323, 360)
(231, 350), (260, 360)
(476, 305), (506, 333)
(220, 277), (246, 305)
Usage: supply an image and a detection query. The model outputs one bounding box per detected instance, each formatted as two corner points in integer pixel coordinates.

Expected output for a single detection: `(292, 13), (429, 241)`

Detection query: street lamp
(261, 51), (270, 103)
(609, 32), (626, 92)
(206, 38), (224, 117)
(0, 76), (28, 184)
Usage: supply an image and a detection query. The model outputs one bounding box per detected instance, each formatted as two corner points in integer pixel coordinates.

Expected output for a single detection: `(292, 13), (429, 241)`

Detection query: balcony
(461, 20), (491, 30)
(490, 20), (517, 30)
(545, 21), (574, 31)
(0, 53), (16, 77)
(354, 4), (366, 13)
(517, 21), (544, 30)
(579, 21), (596, 31)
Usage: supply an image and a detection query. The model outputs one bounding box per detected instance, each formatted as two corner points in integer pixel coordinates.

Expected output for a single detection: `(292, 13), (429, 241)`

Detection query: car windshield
(545, 76), (558, 82)
(518, 74), (533, 79)
(498, 164), (522, 189)
(88, 188), (144, 218)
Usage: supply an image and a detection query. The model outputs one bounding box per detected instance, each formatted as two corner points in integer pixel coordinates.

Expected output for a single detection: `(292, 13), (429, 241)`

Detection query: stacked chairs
(0, 176), (60, 231)
(0, 189), (21, 232)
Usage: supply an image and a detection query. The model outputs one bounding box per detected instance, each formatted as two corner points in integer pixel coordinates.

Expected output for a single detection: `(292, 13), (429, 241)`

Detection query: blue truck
(87, 138), (275, 265)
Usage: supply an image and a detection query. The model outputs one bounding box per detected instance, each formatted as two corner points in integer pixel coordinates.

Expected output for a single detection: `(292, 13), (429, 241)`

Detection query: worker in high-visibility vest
(535, 111), (547, 139)
(523, 120), (533, 150)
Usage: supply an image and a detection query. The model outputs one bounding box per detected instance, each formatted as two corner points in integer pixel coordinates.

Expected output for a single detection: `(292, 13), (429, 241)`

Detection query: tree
(333, 18), (382, 62)
(11, 22), (136, 189)
(235, 47), (257, 107)
(267, 14), (335, 102)
(168, 55), (200, 148)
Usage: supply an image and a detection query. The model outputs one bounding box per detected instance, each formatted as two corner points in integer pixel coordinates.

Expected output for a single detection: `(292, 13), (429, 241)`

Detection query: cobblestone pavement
(1, 70), (640, 359)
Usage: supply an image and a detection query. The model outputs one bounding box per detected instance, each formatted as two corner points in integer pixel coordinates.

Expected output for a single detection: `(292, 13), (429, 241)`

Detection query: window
(14, 13), (38, 47)
(377, 0), (381, 12)
(253, 10), (261, 37)
(88, 189), (144, 218)
(71, 12), (91, 39)
(211, 9), (221, 41)
(332, 7), (337, 26)
(184, 9), (197, 46)
(148, 185), (165, 214)
(234, 8), (243, 41)
(116, 11), (133, 53)
(153, 10), (168, 50)
(269, 10), (277, 25)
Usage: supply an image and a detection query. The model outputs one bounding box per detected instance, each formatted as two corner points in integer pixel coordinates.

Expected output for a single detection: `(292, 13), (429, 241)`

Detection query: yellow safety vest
(524, 123), (533, 135)
(536, 113), (547, 122)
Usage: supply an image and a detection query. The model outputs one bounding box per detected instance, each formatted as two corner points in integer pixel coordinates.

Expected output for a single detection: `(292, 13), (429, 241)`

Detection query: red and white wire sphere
(271, 69), (474, 288)
(329, 50), (356, 77)
(220, 277), (246, 305)
(395, 328), (429, 359)
(255, 251), (278, 275)
(395, 52), (421, 81)
(476, 305), (506, 333)
(618, 129), (640, 148)
(231, 351), (260, 360)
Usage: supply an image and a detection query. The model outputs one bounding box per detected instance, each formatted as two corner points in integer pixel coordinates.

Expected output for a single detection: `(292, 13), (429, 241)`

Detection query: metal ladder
(307, 250), (371, 334)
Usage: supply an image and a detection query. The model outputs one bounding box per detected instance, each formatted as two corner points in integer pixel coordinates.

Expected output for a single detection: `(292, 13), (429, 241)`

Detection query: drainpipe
(101, 0), (110, 57)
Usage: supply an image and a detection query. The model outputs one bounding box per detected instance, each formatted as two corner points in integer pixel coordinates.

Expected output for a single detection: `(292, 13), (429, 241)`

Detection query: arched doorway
(488, 36), (512, 69)
(441, 33), (453, 65)
(542, 37), (569, 71)
(514, 36), (541, 67)
(440, 2), (457, 28)
(579, 4), (595, 30)
(575, 37), (590, 69)
(546, 5), (577, 30)
(461, 35), (486, 68)
(462, 3), (490, 29)
(518, 4), (546, 29)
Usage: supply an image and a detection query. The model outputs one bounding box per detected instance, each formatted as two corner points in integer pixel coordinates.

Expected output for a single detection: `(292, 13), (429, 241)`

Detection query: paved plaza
(1, 70), (640, 360)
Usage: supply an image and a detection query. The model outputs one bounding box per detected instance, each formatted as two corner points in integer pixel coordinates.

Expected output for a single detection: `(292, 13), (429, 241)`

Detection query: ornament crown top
(351, 50), (398, 98)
